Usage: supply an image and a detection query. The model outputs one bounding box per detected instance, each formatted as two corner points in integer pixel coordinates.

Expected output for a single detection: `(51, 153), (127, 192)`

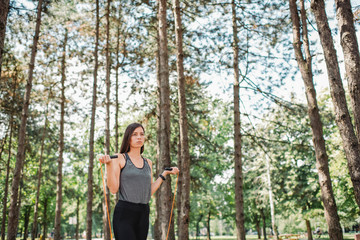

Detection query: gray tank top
(118, 153), (151, 204)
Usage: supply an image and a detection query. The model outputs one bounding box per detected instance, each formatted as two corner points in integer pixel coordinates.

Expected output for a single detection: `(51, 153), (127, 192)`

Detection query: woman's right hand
(99, 155), (111, 164)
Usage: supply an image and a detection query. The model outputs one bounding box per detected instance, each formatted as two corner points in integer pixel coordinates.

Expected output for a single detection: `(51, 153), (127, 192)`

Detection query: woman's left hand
(165, 167), (179, 175)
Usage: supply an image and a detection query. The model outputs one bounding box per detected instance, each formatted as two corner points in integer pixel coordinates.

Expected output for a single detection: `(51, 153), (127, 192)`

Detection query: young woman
(99, 122), (179, 240)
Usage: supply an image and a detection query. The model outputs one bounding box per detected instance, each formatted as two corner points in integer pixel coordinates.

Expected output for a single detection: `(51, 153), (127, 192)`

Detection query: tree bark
(103, 0), (112, 239)
(265, 155), (278, 239)
(42, 197), (48, 239)
(0, 129), (8, 166)
(206, 209), (211, 240)
(76, 198), (80, 240)
(290, 0), (344, 239)
(231, 1), (245, 240)
(155, 0), (172, 239)
(311, 0), (360, 210)
(176, 139), (183, 233)
(173, 0), (190, 239)
(335, 0), (360, 144)
(54, 29), (68, 239)
(260, 209), (267, 240)
(86, 0), (99, 238)
(155, 18), (161, 240)
(31, 102), (49, 240)
(305, 219), (313, 240)
(115, 3), (121, 156)
(0, 0), (10, 74)
(1, 51), (20, 240)
(15, 172), (25, 240)
(1, 103), (15, 240)
(22, 206), (31, 240)
(7, 0), (43, 239)
(195, 214), (203, 240)
(54, 28), (68, 240)
(114, 5), (123, 210)
(255, 215), (261, 239)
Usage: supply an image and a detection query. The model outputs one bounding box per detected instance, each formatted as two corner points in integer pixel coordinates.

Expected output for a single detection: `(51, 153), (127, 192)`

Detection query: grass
(189, 237), (236, 240)
(187, 233), (358, 240)
(301, 233), (356, 240)
(19, 232), (359, 240)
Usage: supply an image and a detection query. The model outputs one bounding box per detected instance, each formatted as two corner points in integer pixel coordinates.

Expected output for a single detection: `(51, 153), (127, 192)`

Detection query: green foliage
(1, 0), (359, 238)
(317, 89), (359, 227)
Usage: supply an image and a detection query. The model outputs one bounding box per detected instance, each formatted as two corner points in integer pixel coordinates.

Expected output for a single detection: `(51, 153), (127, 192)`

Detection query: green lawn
(21, 233), (360, 240)
(298, 233), (356, 240)
(189, 237), (236, 240)
(188, 233), (358, 240)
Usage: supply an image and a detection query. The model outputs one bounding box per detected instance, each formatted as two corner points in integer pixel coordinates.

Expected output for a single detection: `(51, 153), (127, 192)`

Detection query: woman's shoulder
(116, 153), (126, 168)
(143, 157), (152, 166)
(115, 153), (126, 160)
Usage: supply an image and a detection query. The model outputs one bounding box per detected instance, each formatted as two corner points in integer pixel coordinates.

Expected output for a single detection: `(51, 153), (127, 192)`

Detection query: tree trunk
(1, 53), (19, 240)
(54, 28), (68, 240)
(15, 173), (25, 240)
(255, 215), (261, 239)
(114, 4), (121, 205)
(42, 197), (48, 239)
(0, 129), (8, 166)
(231, 1), (245, 240)
(23, 206), (31, 240)
(195, 214), (203, 240)
(1, 114), (14, 240)
(155, 0), (172, 239)
(311, 0), (360, 210)
(115, 3), (121, 155)
(176, 139), (183, 236)
(103, 0), (112, 239)
(114, 3), (125, 204)
(206, 209), (211, 240)
(305, 219), (313, 240)
(31, 103), (49, 240)
(265, 154), (279, 239)
(290, 0), (344, 239)
(76, 198), (80, 240)
(260, 209), (267, 240)
(86, 0), (99, 238)
(7, 0), (43, 239)
(155, 17), (161, 240)
(0, 0), (10, 74)
(173, 0), (190, 239)
(335, 0), (360, 145)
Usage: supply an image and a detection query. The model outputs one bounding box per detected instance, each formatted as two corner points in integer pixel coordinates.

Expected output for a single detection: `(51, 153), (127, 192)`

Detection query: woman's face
(129, 126), (145, 149)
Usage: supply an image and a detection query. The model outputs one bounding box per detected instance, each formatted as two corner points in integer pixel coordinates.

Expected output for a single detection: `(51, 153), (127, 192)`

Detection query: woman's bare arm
(99, 154), (125, 194)
(146, 159), (179, 196)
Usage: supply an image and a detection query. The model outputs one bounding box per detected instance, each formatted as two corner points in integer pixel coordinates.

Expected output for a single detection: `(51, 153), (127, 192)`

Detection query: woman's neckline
(126, 153), (144, 169)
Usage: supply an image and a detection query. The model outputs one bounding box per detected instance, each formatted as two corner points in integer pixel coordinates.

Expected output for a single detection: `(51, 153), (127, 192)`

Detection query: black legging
(113, 200), (150, 240)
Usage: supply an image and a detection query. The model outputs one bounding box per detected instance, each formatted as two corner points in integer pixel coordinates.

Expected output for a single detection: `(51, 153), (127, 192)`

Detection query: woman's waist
(116, 200), (149, 210)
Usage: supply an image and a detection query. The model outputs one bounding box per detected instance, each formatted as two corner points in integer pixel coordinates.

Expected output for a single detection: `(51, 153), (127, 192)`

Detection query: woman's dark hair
(119, 123), (145, 154)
